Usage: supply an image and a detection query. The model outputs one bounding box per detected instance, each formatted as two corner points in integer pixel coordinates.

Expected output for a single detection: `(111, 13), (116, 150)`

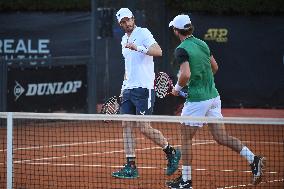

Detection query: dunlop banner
(7, 64), (87, 112)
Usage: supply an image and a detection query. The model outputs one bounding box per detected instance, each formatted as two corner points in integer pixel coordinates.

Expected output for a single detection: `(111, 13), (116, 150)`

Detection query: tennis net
(0, 112), (283, 189)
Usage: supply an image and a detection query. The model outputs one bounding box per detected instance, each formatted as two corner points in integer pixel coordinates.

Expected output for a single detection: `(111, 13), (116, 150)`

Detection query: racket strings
(155, 73), (172, 98)
(101, 97), (120, 114)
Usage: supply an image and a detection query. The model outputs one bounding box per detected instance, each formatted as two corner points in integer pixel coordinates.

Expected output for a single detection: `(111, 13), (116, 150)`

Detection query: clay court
(0, 109), (283, 189)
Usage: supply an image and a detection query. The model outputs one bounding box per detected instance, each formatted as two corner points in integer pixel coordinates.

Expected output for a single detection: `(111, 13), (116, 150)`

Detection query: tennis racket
(100, 96), (121, 114)
(155, 72), (187, 99)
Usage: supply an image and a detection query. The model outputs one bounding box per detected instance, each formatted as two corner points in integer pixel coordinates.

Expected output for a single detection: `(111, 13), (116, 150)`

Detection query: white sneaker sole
(252, 156), (266, 185)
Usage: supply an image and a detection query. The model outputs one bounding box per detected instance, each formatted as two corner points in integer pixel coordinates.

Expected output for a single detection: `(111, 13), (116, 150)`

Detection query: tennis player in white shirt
(111, 8), (181, 179)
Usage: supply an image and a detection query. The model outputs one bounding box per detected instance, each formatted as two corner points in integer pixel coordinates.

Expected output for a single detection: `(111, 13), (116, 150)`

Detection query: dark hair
(174, 24), (194, 36)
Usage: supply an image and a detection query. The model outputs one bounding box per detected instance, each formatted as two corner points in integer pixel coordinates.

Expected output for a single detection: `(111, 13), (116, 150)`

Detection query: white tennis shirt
(121, 26), (157, 89)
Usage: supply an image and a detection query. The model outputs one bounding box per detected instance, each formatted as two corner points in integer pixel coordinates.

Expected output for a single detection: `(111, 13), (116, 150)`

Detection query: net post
(6, 112), (13, 189)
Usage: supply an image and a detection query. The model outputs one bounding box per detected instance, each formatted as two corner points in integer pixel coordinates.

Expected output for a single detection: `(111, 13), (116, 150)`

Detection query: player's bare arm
(146, 43), (162, 57)
(172, 61), (190, 96)
(125, 42), (162, 57)
(210, 55), (218, 74)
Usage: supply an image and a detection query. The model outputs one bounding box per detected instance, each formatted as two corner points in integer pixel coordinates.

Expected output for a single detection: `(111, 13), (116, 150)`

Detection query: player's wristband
(121, 80), (126, 91)
(174, 83), (183, 92)
(137, 46), (148, 54)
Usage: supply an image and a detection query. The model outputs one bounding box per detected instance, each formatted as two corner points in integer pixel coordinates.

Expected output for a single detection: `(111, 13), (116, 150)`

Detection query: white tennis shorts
(181, 96), (223, 127)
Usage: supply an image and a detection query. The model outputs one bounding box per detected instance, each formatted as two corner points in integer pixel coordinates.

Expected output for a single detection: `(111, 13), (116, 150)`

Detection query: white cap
(169, 15), (191, 29)
(116, 8), (133, 23)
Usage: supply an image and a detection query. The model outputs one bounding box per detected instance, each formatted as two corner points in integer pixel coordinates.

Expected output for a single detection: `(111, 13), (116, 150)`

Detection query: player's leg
(207, 96), (265, 185)
(208, 123), (243, 152)
(133, 88), (164, 146)
(166, 125), (198, 189)
(166, 101), (206, 189)
(136, 121), (181, 175)
(137, 121), (167, 146)
(208, 122), (265, 185)
(133, 88), (181, 175)
(123, 121), (136, 165)
(112, 89), (139, 179)
(166, 133), (200, 188)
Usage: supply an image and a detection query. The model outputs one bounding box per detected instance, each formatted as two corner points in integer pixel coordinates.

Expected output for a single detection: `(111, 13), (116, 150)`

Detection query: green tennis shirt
(175, 36), (219, 102)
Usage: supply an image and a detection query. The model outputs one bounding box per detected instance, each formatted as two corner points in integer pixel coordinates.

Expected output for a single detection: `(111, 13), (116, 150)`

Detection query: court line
(0, 138), (212, 152)
(1, 139), (283, 176)
(2, 139), (282, 187)
(11, 141), (214, 164)
(0, 138), (135, 152)
(7, 139), (281, 176)
(14, 161), (279, 176)
(3, 139), (283, 164)
(0, 139), (282, 152)
(216, 178), (284, 188)
(1, 139), (282, 176)
(3, 161), (283, 187)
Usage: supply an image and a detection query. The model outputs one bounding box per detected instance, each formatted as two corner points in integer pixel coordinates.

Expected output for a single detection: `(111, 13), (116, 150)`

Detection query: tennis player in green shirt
(166, 14), (265, 189)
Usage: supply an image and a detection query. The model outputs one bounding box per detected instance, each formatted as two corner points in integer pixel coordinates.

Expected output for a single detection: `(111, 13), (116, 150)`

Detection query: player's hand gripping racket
(155, 72), (187, 98)
(100, 96), (121, 114)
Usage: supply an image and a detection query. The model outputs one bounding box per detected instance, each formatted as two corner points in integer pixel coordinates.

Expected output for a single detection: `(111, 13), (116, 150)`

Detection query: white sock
(182, 165), (192, 182)
(240, 146), (255, 164)
(163, 143), (169, 149)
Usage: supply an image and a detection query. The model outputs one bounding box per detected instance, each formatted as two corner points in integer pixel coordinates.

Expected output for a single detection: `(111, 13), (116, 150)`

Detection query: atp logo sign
(204, 28), (228, 43)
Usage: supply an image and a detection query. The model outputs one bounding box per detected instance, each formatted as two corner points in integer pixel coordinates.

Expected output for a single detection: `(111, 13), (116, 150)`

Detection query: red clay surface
(0, 109), (283, 189)
(222, 108), (284, 118)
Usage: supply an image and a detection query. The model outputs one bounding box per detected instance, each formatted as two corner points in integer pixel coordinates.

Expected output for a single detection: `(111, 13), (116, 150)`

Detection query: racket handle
(178, 91), (188, 98)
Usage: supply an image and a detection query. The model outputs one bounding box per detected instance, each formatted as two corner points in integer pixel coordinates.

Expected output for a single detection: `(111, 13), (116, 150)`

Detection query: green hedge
(0, 0), (90, 11)
(166, 0), (284, 15)
(0, 0), (283, 15)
